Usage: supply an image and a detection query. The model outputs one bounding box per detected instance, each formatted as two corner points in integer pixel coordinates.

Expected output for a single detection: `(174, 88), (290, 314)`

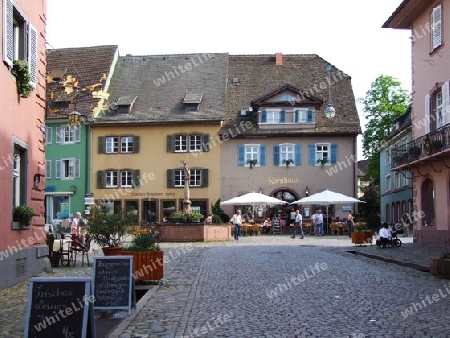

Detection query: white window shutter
(431, 5), (442, 50)
(425, 94), (430, 134)
(46, 126), (52, 144)
(55, 160), (61, 178)
(442, 82), (449, 126)
(75, 127), (81, 142)
(75, 159), (80, 178)
(2, 0), (13, 66)
(56, 127), (61, 143)
(27, 23), (37, 88)
(45, 160), (51, 179)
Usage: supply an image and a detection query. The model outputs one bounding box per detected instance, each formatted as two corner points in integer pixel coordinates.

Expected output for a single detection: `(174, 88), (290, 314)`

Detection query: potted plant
(282, 159), (294, 167)
(351, 223), (373, 245)
(189, 210), (203, 223)
(12, 205), (34, 228)
(170, 211), (187, 223)
(12, 59), (33, 98)
(246, 159), (257, 169)
(122, 226), (164, 280)
(86, 205), (131, 255)
(317, 158), (328, 168)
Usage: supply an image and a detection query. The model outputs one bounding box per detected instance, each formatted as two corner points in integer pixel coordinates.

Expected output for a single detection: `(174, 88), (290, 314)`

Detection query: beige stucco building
(220, 54), (361, 222)
(385, 0), (450, 246)
(90, 53), (227, 223)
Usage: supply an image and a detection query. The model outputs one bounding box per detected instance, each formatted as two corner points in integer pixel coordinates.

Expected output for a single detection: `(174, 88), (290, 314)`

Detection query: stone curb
(347, 250), (430, 272)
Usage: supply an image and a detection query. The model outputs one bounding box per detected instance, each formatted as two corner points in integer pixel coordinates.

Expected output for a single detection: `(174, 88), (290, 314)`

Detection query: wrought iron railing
(391, 123), (450, 168)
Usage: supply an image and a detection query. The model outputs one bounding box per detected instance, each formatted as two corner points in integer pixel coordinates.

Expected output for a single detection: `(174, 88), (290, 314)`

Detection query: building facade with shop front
(90, 53), (227, 224)
(220, 54), (361, 222)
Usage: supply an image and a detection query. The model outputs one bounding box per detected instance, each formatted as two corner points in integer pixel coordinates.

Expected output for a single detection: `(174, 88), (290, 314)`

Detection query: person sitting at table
(262, 218), (271, 234)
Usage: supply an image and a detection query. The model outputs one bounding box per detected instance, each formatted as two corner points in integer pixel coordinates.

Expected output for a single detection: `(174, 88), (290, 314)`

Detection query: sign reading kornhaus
(267, 177), (301, 185)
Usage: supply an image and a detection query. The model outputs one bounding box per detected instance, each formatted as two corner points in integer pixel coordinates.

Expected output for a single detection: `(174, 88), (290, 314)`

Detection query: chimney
(275, 52), (283, 65)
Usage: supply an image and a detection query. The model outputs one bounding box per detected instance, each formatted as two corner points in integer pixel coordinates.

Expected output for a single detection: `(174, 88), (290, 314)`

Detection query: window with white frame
(189, 169), (201, 187)
(173, 169), (201, 187)
(121, 136), (134, 153)
(315, 144), (329, 165)
(55, 158), (80, 180)
(386, 174), (391, 192)
(12, 144), (27, 207)
(174, 135), (188, 152)
(279, 144), (295, 164)
(121, 170), (133, 188)
(56, 126), (80, 144)
(294, 109), (315, 123)
(386, 148), (391, 165)
(106, 170), (118, 187)
(101, 135), (138, 154)
(189, 135), (202, 152)
(3, 0), (38, 88)
(394, 172), (400, 189)
(431, 4), (442, 51)
(62, 159), (75, 179)
(263, 110), (281, 123)
(106, 137), (119, 153)
(245, 145), (259, 165)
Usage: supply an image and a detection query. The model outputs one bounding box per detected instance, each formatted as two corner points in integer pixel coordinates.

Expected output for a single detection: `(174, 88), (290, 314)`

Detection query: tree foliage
(360, 75), (409, 183)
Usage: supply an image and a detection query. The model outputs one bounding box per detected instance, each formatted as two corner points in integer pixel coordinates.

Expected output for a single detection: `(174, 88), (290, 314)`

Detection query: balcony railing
(391, 123), (450, 168)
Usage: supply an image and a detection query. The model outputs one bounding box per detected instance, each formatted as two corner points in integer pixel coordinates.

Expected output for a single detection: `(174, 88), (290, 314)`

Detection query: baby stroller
(376, 225), (402, 248)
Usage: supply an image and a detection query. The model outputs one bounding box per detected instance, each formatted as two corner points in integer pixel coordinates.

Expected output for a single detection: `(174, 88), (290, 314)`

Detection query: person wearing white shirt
(378, 222), (392, 247)
(232, 210), (243, 240)
(291, 210), (304, 239)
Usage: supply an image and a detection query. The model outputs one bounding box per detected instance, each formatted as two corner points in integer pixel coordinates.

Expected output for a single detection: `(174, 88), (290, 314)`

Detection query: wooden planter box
(123, 251), (164, 281)
(102, 246), (124, 256)
(351, 231), (373, 245)
(430, 258), (450, 278)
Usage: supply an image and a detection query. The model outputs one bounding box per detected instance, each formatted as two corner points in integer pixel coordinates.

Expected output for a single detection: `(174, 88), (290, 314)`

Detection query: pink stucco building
(0, 0), (47, 288)
(385, 0), (450, 247)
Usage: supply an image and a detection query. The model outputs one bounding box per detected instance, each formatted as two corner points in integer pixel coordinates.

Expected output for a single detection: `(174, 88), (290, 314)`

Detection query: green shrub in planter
(12, 205), (34, 226)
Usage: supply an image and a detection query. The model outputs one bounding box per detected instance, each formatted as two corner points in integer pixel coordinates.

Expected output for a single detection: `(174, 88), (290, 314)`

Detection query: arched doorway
(421, 178), (435, 226)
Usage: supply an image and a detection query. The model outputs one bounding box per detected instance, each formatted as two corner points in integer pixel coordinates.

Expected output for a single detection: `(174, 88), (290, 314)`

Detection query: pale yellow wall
(90, 123), (222, 221)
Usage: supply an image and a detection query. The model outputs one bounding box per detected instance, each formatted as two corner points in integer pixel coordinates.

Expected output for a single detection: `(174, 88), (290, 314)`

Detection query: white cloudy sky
(46, 0), (412, 159)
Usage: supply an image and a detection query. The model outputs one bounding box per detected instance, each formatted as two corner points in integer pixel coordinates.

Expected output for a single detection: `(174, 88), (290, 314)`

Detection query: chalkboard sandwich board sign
(93, 256), (135, 315)
(24, 277), (95, 338)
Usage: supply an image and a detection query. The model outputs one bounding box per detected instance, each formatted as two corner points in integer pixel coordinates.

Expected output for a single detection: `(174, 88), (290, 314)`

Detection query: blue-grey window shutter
(331, 144), (337, 164)
(260, 145), (266, 165)
(307, 110), (314, 123)
(308, 144), (316, 165)
(295, 144), (302, 165)
(167, 169), (173, 187)
(3, 0), (13, 67)
(279, 111), (286, 123)
(261, 111), (267, 123)
(273, 145), (280, 165)
(28, 23), (38, 88)
(237, 145), (245, 165)
(133, 136), (140, 153)
(294, 110), (299, 123)
(166, 135), (174, 152)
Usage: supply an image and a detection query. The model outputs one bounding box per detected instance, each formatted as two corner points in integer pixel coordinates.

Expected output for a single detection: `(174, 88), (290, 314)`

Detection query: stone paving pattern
(1, 235), (450, 337)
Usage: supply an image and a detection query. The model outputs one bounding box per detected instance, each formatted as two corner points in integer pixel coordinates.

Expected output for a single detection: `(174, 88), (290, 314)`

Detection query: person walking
(315, 209), (324, 236)
(232, 210), (243, 240)
(291, 209), (304, 239)
(401, 210), (412, 237)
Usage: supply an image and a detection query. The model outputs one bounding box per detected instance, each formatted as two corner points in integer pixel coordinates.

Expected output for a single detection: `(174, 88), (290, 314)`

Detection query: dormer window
(116, 96), (137, 114)
(183, 93), (203, 112)
(259, 109), (315, 124)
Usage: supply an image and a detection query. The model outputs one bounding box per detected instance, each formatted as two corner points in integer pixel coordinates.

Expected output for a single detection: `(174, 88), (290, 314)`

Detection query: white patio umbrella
(290, 189), (364, 223)
(221, 192), (287, 218)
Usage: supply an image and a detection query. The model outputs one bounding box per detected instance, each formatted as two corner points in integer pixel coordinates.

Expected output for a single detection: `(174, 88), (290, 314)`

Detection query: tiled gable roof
(96, 53), (228, 124)
(224, 54), (361, 135)
(46, 45), (119, 120)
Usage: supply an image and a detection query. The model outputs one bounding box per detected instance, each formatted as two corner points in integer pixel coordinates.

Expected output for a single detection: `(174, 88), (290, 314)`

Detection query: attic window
(183, 93), (203, 112)
(116, 95), (137, 114)
(232, 78), (239, 84)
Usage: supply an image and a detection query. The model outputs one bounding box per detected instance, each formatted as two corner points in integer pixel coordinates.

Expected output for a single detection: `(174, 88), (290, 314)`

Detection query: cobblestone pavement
(1, 235), (450, 337)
